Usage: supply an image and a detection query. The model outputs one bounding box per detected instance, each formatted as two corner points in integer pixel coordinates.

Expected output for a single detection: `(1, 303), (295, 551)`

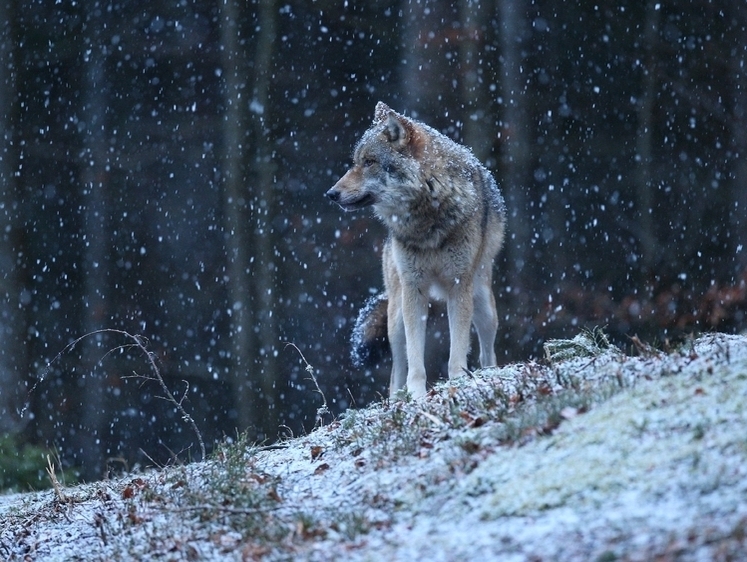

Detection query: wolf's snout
(326, 188), (340, 202)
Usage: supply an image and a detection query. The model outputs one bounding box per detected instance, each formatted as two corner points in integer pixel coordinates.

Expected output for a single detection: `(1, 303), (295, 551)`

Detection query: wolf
(326, 102), (506, 399)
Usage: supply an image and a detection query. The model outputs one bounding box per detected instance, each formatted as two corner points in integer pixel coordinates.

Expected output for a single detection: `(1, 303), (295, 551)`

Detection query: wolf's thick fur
(327, 102), (506, 398)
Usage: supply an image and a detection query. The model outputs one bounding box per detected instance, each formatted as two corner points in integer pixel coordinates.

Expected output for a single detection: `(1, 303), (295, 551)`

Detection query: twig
(284, 342), (329, 427)
(139, 448), (165, 470)
(169, 504), (281, 515)
(254, 443), (290, 452)
(461, 366), (476, 377)
(94, 512), (108, 546)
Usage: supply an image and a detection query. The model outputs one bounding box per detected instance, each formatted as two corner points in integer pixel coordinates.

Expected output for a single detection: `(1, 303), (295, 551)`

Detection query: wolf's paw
(407, 382), (427, 400)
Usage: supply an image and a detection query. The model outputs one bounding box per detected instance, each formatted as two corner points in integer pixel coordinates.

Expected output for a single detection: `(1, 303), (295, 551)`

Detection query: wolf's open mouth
(340, 193), (375, 210)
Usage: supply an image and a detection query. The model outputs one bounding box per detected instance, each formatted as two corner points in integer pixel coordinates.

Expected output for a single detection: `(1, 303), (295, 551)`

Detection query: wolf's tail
(351, 293), (390, 367)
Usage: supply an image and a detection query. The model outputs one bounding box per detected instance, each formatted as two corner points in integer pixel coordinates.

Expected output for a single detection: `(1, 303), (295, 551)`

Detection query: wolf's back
(350, 293), (389, 367)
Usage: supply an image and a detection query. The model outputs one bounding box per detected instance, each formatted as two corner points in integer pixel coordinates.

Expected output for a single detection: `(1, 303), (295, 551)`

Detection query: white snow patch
(2, 332), (746, 560)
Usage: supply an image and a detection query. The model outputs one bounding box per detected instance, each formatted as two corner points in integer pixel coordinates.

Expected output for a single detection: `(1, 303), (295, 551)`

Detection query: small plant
(175, 433), (292, 547)
(543, 326), (616, 363)
(0, 433), (44, 491)
(45, 454), (68, 503)
(0, 433), (76, 492)
(40, 329), (206, 462)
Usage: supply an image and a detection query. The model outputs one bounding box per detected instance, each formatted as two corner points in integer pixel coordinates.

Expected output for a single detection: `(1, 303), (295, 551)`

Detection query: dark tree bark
(399, 1), (437, 112)
(730, 7), (747, 276)
(79, 1), (112, 478)
(498, 0), (532, 293)
(220, 0), (279, 439)
(458, 0), (494, 163)
(219, 0), (255, 435)
(634, 0), (661, 274)
(249, 0), (280, 437)
(0, 0), (26, 434)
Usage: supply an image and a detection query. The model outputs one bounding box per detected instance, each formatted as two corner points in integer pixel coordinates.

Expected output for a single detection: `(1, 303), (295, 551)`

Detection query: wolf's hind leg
(472, 278), (498, 368)
(447, 281), (475, 380)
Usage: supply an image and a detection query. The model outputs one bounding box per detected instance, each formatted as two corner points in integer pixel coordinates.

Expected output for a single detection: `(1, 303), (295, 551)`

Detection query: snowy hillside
(2, 331), (746, 561)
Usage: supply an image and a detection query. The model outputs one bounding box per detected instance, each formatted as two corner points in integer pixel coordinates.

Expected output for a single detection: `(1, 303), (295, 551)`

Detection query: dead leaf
(459, 411), (487, 428)
(538, 382), (553, 396)
(122, 478), (148, 499)
(267, 487), (282, 503)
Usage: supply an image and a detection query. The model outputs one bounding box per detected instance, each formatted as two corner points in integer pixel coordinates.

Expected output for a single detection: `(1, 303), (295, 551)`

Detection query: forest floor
(1, 331), (747, 561)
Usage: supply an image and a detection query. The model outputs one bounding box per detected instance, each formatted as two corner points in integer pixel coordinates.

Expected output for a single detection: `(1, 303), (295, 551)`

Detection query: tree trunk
(219, 0), (256, 435)
(79, 2), (111, 478)
(220, 0), (279, 439)
(249, 0), (279, 438)
(0, 0), (26, 434)
(399, 1), (451, 116)
(458, 0), (493, 163)
(731, 7), (747, 277)
(634, 0), (661, 275)
(498, 0), (531, 293)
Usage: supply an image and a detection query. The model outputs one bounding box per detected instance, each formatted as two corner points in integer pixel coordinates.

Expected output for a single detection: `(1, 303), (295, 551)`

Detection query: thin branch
(168, 504), (281, 516)
(41, 329), (206, 462)
(126, 334), (206, 461)
(284, 342), (329, 428)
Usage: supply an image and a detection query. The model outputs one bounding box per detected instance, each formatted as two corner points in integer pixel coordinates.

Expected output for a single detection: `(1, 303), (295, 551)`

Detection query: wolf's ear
(374, 101), (392, 123)
(383, 114), (416, 148)
(374, 102), (420, 151)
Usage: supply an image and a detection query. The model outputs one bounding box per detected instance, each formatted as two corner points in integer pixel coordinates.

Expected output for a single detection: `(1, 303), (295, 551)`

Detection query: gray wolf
(326, 102), (506, 398)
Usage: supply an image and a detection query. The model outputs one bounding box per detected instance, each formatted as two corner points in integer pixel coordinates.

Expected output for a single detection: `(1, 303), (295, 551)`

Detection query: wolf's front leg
(447, 281), (475, 380)
(387, 291), (407, 397)
(401, 286), (429, 398)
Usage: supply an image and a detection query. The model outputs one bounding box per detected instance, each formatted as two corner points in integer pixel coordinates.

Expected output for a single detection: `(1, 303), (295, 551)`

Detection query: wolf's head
(326, 102), (424, 213)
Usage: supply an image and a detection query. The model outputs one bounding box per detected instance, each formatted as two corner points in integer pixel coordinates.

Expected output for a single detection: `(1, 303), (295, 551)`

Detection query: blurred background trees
(0, 0), (745, 481)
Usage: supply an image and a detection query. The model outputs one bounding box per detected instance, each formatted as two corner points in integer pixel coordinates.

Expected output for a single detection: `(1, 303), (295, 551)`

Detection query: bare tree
(399, 1), (435, 112)
(458, 0), (494, 163)
(249, 0), (280, 437)
(399, 1), (461, 118)
(633, 0), (661, 274)
(78, 1), (112, 478)
(730, 7), (747, 276)
(498, 0), (532, 293)
(219, 0), (255, 434)
(0, 0), (26, 434)
(220, 0), (279, 438)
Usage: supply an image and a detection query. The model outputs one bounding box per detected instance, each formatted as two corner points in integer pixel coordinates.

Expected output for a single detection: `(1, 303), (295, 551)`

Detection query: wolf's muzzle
(325, 188), (341, 202)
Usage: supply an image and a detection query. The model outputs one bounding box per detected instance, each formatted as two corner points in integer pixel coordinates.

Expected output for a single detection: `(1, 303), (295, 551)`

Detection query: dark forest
(0, 0), (745, 481)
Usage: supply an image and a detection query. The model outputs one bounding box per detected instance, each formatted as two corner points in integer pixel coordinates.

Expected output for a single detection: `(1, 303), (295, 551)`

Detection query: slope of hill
(2, 332), (746, 560)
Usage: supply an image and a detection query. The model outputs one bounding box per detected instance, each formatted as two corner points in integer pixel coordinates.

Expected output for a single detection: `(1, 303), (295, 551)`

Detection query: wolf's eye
(363, 158), (376, 168)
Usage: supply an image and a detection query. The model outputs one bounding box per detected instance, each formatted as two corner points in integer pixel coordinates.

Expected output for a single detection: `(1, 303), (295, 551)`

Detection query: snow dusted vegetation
(2, 331), (747, 560)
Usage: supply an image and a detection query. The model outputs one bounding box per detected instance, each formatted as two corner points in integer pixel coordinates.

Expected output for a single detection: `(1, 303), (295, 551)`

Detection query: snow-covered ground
(2, 332), (746, 560)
